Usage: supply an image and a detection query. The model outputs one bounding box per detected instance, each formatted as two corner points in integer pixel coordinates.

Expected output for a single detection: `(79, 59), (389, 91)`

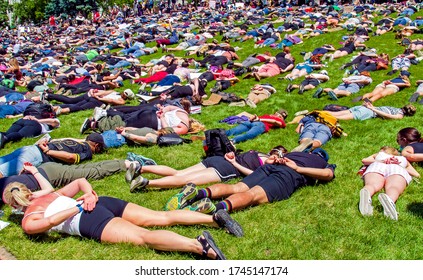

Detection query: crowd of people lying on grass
(1, 1), (423, 259)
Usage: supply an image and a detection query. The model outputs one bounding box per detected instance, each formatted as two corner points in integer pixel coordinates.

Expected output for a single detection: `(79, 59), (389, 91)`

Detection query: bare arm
(283, 158), (334, 181)
(402, 146), (423, 163)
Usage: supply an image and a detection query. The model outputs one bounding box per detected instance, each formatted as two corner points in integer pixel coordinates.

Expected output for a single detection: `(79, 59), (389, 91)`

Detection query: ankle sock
(216, 200), (232, 212)
(195, 188), (211, 200)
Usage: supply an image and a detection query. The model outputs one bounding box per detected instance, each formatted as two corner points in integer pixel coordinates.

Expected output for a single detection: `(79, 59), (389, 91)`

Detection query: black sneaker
(80, 118), (92, 134)
(285, 83), (293, 93)
(213, 209), (244, 237)
(409, 92), (420, 103)
(130, 175), (149, 193)
(313, 87), (323, 98)
(0, 132), (5, 149)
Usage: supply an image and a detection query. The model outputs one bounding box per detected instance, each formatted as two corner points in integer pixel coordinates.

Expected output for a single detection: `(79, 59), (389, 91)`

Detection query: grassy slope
(1, 10), (423, 260)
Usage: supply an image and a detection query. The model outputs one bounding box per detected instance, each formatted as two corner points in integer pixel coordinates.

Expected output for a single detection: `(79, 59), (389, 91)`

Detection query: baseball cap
(86, 132), (105, 152)
(312, 148), (329, 162)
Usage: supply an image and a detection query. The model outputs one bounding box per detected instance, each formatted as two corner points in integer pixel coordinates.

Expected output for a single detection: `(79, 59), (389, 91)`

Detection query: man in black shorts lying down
(165, 148), (336, 213)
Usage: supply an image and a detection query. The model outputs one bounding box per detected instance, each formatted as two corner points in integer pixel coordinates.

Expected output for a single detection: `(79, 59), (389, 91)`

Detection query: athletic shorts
(363, 162), (412, 184)
(337, 82), (360, 93)
(241, 165), (306, 202)
(201, 156), (241, 181)
(301, 78), (320, 87)
(79, 196), (128, 241)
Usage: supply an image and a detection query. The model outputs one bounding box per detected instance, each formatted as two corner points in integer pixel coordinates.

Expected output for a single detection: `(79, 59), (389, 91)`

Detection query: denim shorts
(337, 83), (360, 93)
(300, 123), (332, 145)
(349, 106), (376, 121)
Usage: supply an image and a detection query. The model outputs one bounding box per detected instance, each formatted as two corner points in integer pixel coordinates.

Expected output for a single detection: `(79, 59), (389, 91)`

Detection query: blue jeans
(0, 145), (44, 177)
(108, 61), (131, 69)
(226, 121), (266, 144)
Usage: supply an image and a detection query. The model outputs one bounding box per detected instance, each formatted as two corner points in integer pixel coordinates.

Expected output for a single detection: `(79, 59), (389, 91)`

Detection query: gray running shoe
(378, 193), (398, 220)
(125, 162), (140, 184)
(130, 176), (149, 193)
(359, 188), (373, 216)
(213, 209), (244, 237)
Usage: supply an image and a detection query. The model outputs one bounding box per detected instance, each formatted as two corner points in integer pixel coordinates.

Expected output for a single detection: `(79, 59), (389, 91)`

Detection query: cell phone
(363, 98), (371, 103)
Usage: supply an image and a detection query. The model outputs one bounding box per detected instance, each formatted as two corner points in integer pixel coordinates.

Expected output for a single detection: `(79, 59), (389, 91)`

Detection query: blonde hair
(380, 146), (399, 156)
(3, 182), (32, 208)
(8, 58), (20, 71)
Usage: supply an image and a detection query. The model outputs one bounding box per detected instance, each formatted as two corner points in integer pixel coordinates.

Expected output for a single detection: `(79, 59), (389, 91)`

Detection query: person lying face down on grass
(3, 177), (244, 260)
(163, 148), (335, 214)
(358, 146), (419, 221)
(0, 133), (106, 178)
(0, 158), (150, 206)
(225, 109), (288, 144)
(324, 101), (416, 121)
(128, 146), (288, 195)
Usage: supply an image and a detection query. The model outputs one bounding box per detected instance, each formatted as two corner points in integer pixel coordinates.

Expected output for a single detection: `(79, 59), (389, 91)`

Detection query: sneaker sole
(164, 183), (197, 211)
(130, 177), (148, 193)
(125, 162), (138, 184)
(378, 193), (398, 220)
(214, 210), (244, 237)
(359, 188), (373, 216)
(185, 198), (216, 214)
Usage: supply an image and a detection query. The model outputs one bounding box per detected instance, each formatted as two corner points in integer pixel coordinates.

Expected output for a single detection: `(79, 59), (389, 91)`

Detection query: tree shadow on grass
(406, 202), (423, 219)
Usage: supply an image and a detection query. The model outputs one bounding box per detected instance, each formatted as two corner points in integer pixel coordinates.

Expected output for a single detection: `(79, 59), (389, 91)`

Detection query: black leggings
(49, 93), (104, 112)
(3, 119), (42, 143)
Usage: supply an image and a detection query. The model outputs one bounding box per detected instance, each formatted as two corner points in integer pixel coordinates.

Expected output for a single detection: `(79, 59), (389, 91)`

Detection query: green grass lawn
(1, 11), (423, 260)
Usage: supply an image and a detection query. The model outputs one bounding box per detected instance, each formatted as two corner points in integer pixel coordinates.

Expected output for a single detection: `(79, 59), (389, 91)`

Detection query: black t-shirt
(409, 143), (423, 154)
(40, 140), (93, 164)
(236, 150), (261, 171)
(285, 152), (335, 185)
(0, 173), (44, 206)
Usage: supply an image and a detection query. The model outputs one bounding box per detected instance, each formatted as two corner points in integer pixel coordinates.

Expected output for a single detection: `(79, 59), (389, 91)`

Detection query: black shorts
(201, 156), (241, 181)
(301, 78), (320, 87)
(241, 165), (306, 203)
(79, 196), (128, 241)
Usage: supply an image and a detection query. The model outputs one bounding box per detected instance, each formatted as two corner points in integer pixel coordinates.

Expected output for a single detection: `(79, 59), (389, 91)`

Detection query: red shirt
(258, 115), (286, 132)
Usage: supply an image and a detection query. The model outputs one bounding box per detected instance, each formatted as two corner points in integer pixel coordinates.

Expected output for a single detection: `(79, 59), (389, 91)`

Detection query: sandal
(196, 231), (226, 260)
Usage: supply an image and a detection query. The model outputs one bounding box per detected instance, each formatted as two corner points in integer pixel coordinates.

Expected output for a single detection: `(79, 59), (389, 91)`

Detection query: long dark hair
(398, 127), (422, 144)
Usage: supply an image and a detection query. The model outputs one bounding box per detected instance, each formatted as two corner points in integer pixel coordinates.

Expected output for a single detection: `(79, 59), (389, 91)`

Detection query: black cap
(86, 133), (105, 151)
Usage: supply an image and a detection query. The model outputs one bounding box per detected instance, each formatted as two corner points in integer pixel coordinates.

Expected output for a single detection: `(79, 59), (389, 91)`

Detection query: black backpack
(23, 103), (56, 119)
(203, 128), (236, 157)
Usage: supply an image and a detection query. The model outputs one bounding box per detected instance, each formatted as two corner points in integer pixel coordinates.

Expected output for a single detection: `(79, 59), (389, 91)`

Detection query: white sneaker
(291, 138), (314, 152)
(246, 99), (257, 108)
(93, 107), (107, 121)
(378, 193), (398, 220)
(359, 188), (373, 216)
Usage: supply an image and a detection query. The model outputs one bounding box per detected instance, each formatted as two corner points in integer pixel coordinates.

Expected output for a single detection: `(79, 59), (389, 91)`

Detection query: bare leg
(224, 186), (269, 211)
(122, 203), (216, 227)
(142, 163), (205, 177)
(100, 218), (217, 258)
(363, 173), (385, 196)
(147, 168), (221, 189)
(384, 174), (408, 202)
(208, 182), (250, 198)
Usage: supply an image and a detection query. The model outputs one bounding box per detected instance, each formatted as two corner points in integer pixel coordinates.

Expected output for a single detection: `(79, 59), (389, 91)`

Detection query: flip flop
(197, 231), (226, 260)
